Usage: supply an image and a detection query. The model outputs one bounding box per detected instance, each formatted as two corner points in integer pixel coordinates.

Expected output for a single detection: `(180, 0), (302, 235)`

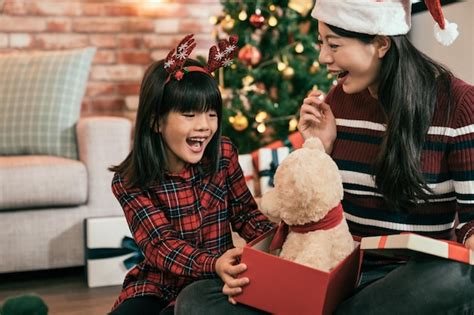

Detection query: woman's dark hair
(110, 59), (223, 188)
(327, 24), (453, 211)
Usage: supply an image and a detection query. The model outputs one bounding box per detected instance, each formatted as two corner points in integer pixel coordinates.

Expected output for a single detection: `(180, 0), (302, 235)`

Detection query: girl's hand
(298, 90), (337, 154)
(464, 235), (474, 250)
(215, 247), (249, 305)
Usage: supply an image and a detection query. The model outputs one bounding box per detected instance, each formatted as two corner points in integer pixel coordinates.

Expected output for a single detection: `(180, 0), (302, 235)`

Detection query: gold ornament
(221, 15), (235, 33)
(309, 61), (320, 74)
(255, 111), (268, 123)
(242, 75), (254, 87)
(238, 10), (248, 21)
(295, 42), (304, 53)
(282, 66), (295, 80)
(209, 16), (219, 25)
(288, 0), (313, 16)
(277, 61), (287, 71)
(257, 123), (267, 133)
(288, 117), (298, 132)
(229, 112), (249, 131)
(268, 15), (278, 27)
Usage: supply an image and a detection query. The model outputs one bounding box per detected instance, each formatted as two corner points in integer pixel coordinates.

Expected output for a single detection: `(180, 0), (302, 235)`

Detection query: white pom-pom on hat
(311, 0), (459, 46)
(424, 0), (459, 46)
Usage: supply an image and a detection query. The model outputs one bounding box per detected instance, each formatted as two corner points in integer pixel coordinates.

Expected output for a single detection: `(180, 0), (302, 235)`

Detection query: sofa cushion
(0, 156), (88, 210)
(0, 47), (96, 160)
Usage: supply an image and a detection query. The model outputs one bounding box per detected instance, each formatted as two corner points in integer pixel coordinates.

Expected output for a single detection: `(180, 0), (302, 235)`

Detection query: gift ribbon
(283, 137), (294, 151)
(244, 175), (253, 182)
(86, 236), (145, 269)
(269, 203), (344, 251)
(258, 149), (279, 187)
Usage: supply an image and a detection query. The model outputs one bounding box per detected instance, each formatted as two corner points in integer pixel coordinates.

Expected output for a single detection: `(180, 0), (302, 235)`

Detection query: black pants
(174, 278), (268, 315)
(335, 254), (474, 315)
(109, 296), (174, 315)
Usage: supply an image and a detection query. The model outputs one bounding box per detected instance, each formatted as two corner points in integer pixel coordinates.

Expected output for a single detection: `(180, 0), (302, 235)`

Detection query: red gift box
(235, 228), (361, 315)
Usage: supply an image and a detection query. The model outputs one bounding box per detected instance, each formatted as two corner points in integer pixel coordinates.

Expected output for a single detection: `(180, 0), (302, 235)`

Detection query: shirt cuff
(198, 254), (218, 278)
(457, 220), (474, 244)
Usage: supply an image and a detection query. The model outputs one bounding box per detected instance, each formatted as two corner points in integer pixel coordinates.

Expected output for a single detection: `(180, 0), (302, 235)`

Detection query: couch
(0, 47), (134, 273)
(0, 116), (131, 273)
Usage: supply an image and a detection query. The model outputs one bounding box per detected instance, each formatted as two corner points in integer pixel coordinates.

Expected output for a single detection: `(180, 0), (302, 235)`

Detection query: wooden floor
(0, 267), (121, 315)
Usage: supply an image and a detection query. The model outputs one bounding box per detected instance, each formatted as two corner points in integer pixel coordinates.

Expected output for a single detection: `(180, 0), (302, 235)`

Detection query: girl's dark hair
(327, 24), (453, 211)
(110, 59), (223, 188)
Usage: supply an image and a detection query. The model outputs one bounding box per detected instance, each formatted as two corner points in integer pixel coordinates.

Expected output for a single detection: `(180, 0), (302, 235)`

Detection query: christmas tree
(210, 0), (335, 154)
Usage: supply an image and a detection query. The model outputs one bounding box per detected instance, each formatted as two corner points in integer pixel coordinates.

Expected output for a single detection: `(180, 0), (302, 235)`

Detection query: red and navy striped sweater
(327, 77), (474, 244)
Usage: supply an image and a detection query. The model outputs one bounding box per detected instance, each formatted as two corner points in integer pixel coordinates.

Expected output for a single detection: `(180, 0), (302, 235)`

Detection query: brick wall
(0, 0), (221, 119)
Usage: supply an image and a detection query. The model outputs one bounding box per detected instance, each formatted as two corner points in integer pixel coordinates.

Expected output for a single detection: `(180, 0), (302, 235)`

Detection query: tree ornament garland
(217, 0), (333, 153)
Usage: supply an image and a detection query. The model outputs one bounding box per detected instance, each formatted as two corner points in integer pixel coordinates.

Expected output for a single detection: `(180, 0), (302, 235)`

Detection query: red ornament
(250, 12), (265, 28)
(238, 44), (262, 66)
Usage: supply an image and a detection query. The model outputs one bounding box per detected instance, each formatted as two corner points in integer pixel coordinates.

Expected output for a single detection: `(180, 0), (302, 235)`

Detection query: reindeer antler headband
(164, 34), (239, 83)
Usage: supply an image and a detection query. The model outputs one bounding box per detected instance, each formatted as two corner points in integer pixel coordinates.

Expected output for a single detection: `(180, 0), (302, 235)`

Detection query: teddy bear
(260, 137), (354, 272)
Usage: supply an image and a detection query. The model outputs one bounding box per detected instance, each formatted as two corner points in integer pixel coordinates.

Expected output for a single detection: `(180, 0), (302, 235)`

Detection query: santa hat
(311, 0), (458, 46)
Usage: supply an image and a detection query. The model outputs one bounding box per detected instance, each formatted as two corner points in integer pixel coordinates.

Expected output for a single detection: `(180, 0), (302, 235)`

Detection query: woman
(298, 0), (474, 313)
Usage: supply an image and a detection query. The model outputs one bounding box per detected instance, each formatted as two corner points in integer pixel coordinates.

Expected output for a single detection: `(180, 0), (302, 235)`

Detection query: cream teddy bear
(260, 137), (354, 272)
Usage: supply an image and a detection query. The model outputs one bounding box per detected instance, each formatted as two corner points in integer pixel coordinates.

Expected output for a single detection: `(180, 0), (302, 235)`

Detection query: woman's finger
(300, 103), (323, 117)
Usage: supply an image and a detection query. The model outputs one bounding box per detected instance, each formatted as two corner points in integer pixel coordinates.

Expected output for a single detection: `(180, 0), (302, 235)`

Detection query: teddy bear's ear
(302, 137), (325, 151)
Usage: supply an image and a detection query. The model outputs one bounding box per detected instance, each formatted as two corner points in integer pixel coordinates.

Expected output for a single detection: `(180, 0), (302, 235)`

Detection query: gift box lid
(361, 233), (474, 265)
(235, 229), (361, 315)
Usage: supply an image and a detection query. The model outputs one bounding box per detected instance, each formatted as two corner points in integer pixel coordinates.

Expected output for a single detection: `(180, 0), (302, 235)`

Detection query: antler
(164, 34), (197, 75)
(206, 35), (239, 73)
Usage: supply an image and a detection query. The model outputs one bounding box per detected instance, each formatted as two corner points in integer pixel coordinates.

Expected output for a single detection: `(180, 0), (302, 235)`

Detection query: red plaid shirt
(111, 137), (273, 309)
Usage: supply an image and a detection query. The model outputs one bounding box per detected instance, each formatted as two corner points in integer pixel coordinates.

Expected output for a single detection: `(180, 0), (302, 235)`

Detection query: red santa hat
(311, 0), (458, 46)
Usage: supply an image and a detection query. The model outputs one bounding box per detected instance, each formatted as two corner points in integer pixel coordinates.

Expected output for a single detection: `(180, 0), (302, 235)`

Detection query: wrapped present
(235, 228), (361, 314)
(251, 132), (304, 171)
(238, 154), (256, 196)
(84, 216), (144, 288)
(258, 146), (290, 195)
(361, 233), (474, 265)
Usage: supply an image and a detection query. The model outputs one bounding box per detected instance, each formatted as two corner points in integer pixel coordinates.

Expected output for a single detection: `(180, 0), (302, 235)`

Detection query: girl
(298, 0), (474, 313)
(109, 35), (272, 315)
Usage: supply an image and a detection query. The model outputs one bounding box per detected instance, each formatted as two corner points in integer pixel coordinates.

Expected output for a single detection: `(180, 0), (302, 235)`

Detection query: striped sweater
(327, 77), (474, 244)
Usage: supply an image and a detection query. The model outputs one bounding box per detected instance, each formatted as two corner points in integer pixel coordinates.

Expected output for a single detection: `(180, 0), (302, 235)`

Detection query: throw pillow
(0, 47), (96, 160)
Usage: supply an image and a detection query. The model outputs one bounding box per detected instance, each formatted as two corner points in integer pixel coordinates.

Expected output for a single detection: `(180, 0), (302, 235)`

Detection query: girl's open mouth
(186, 137), (206, 152)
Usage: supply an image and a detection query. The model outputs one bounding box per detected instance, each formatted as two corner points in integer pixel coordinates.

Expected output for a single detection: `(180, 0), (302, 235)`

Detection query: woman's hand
(298, 90), (337, 154)
(464, 235), (474, 250)
(215, 247), (249, 305)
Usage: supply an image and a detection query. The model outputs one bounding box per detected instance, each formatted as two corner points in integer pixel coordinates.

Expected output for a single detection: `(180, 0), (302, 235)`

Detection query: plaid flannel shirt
(111, 137), (274, 309)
